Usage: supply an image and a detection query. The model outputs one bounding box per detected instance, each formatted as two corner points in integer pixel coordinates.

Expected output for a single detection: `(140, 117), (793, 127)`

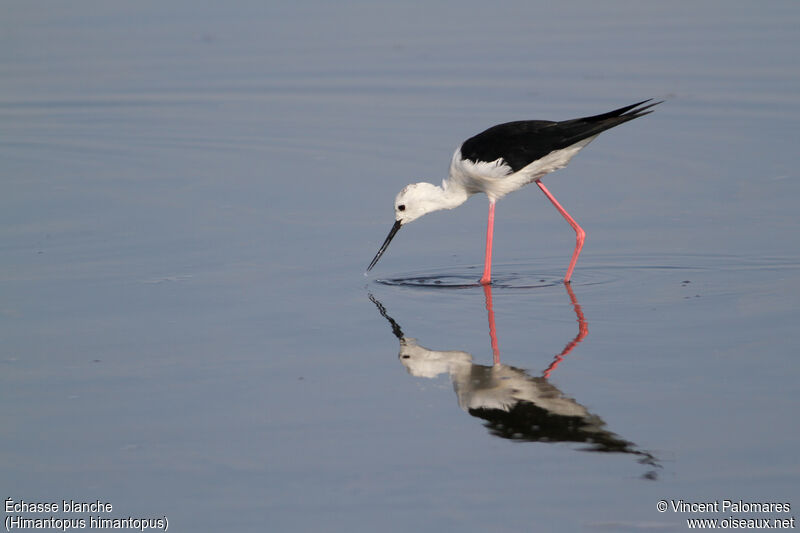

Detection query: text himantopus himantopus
(366, 100), (661, 284)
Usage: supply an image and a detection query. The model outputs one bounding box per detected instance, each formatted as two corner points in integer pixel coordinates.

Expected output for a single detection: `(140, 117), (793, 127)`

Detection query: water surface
(2, 2), (799, 531)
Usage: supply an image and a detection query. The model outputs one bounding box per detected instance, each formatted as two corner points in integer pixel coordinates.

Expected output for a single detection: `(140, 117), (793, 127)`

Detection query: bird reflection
(369, 284), (660, 478)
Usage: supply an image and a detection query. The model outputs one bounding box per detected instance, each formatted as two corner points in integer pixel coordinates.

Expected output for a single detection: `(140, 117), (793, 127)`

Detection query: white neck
(435, 180), (470, 211)
(395, 180), (471, 224)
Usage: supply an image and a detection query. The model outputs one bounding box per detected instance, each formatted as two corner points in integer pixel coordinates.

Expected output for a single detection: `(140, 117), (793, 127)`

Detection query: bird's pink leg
(542, 283), (588, 379)
(479, 201), (496, 285)
(482, 284), (501, 365)
(536, 181), (585, 283)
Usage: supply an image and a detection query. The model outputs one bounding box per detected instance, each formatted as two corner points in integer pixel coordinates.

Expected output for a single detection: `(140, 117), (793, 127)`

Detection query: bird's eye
(398, 205), (406, 211)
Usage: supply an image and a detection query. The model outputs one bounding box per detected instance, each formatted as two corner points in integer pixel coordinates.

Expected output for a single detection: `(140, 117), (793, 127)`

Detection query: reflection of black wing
(469, 401), (660, 475)
(468, 402), (621, 449)
(460, 100), (660, 172)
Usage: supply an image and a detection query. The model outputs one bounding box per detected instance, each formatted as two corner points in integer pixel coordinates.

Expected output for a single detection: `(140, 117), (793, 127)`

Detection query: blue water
(2, 2), (799, 531)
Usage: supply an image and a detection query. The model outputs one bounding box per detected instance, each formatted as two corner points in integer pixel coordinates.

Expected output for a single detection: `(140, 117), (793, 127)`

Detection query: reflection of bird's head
(398, 337), (472, 378)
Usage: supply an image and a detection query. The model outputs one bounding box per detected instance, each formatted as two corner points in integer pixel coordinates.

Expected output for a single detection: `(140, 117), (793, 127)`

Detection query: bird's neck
(436, 180), (470, 210)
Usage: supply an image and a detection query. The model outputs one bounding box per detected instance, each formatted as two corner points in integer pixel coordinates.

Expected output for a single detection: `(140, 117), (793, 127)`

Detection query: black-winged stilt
(366, 99), (661, 284)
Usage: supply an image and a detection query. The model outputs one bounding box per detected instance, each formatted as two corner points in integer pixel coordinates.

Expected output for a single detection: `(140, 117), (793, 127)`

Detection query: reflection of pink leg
(543, 283), (588, 379)
(479, 201), (496, 285)
(483, 284), (500, 365)
(536, 181), (585, 283)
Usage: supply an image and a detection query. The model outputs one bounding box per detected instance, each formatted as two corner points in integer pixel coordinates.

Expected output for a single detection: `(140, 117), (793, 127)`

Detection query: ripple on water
(372, 254), (800, 292)
(375, 261), (619, 290)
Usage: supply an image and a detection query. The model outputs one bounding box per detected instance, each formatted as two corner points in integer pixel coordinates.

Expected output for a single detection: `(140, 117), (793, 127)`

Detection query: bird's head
(393, 182), (442, 225)
(366, 182), (444, 272)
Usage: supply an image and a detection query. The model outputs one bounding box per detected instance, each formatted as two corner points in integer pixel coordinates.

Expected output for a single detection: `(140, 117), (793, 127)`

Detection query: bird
(366, 99), (661, 284)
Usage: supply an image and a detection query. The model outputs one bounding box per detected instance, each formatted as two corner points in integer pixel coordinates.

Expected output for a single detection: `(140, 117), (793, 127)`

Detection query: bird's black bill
(367, 220), (402, 272)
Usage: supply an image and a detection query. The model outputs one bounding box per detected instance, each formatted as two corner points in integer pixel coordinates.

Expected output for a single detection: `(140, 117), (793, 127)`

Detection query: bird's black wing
(460, 99), (660, 173)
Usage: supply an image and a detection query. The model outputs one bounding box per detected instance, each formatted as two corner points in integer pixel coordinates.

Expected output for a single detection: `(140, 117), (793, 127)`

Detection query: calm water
(2, 2), (799, 531)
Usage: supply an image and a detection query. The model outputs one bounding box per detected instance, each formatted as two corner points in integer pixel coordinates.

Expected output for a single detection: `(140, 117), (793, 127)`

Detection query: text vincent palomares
(667, 499), (791, 513)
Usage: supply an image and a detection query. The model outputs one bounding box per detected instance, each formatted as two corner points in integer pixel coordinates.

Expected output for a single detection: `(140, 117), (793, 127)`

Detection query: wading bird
(366, 100), (660, 284)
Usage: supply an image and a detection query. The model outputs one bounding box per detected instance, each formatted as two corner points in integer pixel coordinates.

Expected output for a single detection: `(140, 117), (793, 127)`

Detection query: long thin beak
(367, 220), (402, 272)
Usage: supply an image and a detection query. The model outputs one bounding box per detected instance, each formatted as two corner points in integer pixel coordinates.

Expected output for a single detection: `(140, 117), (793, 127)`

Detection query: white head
(393, 182), (444, 225)
(367, 181), (465, 272)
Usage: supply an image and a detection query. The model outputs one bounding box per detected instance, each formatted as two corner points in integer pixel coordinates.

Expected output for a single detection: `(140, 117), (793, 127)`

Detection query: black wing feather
(459, 100), (661, 173)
